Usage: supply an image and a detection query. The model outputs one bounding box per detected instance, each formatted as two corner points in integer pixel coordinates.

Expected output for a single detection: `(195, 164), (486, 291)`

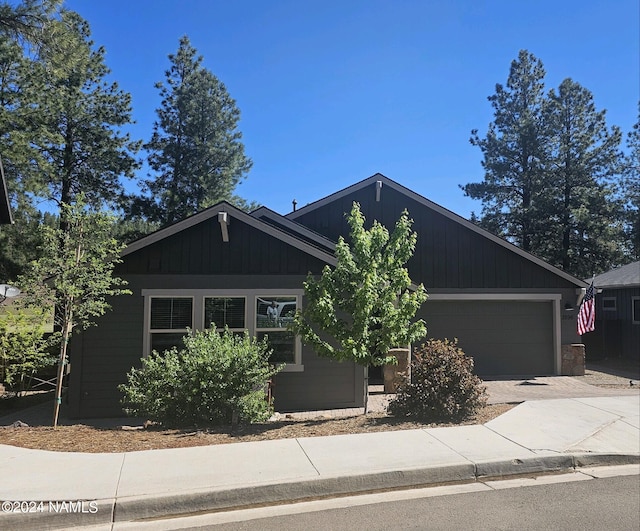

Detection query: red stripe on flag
(577, 282), (596, 336)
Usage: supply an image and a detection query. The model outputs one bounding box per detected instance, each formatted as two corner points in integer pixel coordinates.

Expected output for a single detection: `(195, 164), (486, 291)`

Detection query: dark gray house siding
(118, 216), (329, 276)
(288, 177), (577, 290)
(68, 176), (589, 417)
(68, 206), (364, 418)
(581, 262), (640, 362)
(289, 175), (586, 376)
(583, 285), (640, 362)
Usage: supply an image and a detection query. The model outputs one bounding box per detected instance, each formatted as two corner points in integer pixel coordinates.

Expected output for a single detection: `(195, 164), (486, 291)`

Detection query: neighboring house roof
(121, 200), (337, 266)
(592, 261), (640, 289)
(0, 158), (13, 225)
(286, 173), (587, 288)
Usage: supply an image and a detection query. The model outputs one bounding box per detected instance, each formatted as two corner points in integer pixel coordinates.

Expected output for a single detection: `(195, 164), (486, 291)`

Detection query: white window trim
(632, 296), (640, 325)
(602, 297), (617, 311)
(142, 289), (304, 372)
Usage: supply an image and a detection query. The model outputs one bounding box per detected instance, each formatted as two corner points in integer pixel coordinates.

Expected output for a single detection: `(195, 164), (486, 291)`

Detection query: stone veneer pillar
(383, 348), (411, 393)
(561, 343), (586, 376)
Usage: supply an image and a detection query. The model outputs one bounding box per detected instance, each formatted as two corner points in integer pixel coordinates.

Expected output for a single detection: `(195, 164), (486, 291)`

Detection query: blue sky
(65, 0), (638, 218)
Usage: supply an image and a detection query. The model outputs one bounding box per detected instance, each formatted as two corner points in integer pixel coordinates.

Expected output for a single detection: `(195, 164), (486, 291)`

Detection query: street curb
(112, 453), (640, 523)
(113, 463), (477, 523)
(2, 453), (638, 530)
(0, 498), (115, 531)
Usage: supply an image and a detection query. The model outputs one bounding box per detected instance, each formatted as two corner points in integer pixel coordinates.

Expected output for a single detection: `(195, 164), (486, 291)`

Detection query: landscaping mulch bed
(0, 403), (513, 453)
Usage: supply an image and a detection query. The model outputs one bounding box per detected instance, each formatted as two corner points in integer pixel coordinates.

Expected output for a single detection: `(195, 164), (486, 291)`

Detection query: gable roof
(592, 261), (640, 289)
(0, 158), (13, 225)
(286, 173), (587, 288)
(121, 201), (337, 266)
(250, 206), (336, 253)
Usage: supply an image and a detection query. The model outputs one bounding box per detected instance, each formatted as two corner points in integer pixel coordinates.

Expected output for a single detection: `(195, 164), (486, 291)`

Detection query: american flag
(577, 281), (596, 335)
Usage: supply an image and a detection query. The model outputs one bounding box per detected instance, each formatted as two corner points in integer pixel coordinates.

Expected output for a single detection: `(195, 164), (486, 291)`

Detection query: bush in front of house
(0, 309), (57, 395)
(119, 327), (282, 427)
(388, 338), (487, 422)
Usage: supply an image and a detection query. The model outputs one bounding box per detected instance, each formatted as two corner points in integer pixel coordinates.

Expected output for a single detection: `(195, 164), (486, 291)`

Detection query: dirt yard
(0, 403), (513, 453)
(1, 359), (636, 454)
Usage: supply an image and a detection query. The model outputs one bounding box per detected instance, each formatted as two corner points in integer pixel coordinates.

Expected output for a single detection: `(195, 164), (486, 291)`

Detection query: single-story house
(67, 174), (588, 418)
(0, 159), (13, 225)
(581, 261), (640, 361)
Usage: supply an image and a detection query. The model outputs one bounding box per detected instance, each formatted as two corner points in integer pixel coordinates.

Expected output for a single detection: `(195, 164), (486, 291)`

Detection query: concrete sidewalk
(0, 394), (638, 530)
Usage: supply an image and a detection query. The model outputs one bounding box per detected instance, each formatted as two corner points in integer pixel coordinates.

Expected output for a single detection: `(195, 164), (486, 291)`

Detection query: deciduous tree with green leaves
(0, 306), (55, 395)
(19, 200), (130, 427)
(290, 202), (427, 414)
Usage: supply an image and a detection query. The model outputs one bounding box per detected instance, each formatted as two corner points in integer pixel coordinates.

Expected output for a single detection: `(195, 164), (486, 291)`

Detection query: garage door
(419, 300), (554, 376)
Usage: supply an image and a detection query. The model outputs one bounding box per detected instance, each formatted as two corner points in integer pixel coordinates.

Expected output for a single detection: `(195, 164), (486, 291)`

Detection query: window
(142, 290), (303, 371)
(602, 297), (617, 311)
(256, 296), (299, 364)
(204, 297), (246, 331)
(633, 297), (640, 325)
(149, 297), (192, 353)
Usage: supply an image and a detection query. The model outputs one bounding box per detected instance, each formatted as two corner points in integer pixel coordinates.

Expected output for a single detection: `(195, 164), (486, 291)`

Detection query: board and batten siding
(582, 286), (640, 361)
(118, 215), (329, 276)
(62, 212), (352, 417)
(291, 183), (576, 290)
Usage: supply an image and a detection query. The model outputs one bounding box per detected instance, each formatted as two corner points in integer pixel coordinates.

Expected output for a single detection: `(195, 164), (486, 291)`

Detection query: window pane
(205, 297), (245, 329)
(151, 333), (186, 354)
(150, 298), (192, 329)
(258, 331), (295, 364)
(256, 296), (297, 329)
(633, 299), (640, 322)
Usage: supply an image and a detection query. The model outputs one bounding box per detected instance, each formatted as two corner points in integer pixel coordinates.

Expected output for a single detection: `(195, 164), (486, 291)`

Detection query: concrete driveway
(483, 376), (639, 404)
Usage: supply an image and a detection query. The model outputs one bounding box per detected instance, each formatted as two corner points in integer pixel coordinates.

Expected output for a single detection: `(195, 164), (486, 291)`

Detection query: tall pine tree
(463, 50), (627, 277)
(622, 105), (640, 260)
(541, 79), (624, 277)
(139, 36), (252, 226)
(31, 11), (140, 213)
(461, 50), (549, 252)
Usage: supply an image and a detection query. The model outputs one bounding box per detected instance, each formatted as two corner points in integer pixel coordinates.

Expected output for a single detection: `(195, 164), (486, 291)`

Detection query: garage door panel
(419, 300), (554, 376)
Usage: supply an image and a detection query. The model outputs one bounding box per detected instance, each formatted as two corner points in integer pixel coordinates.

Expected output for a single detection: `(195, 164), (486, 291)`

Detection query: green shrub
(388, 338), (487, 422)
(0, 309), (57, 394)
(119, 327), (282, 427)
